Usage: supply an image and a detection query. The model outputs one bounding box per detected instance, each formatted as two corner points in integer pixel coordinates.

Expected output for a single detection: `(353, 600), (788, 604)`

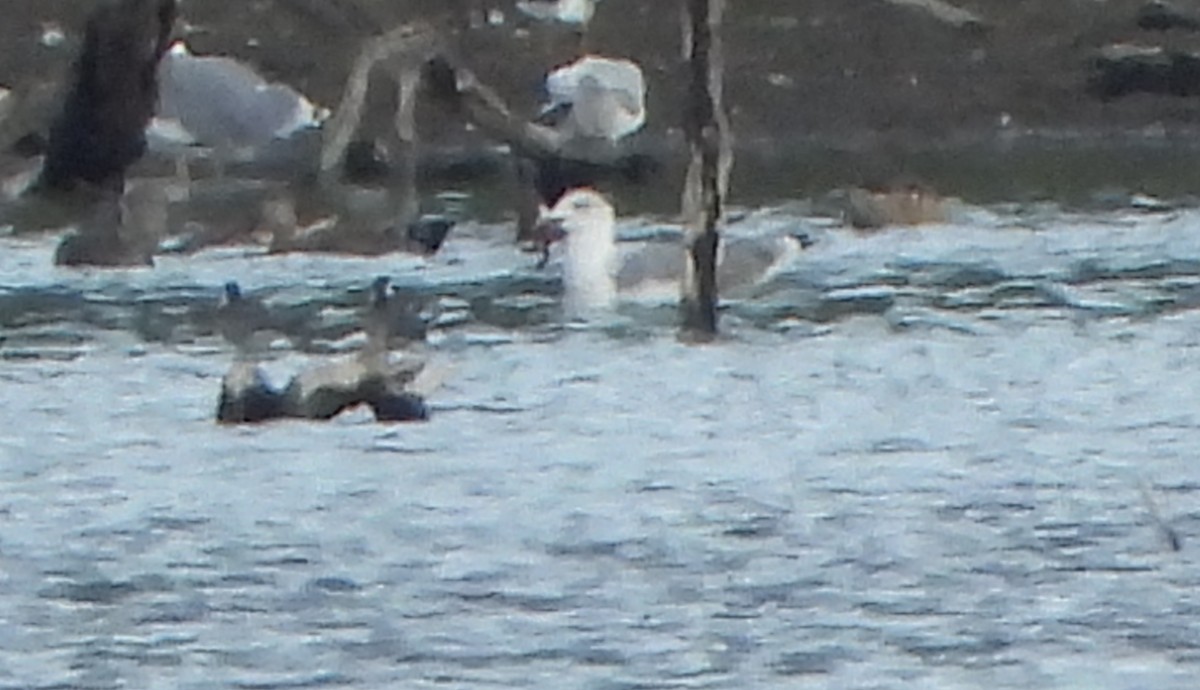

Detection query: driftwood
(39, 0), (176, 193)
(679, 0), (729, 339)
(318, 22), (650, 211)
(320, 23), (579, 170)
(319, 24), (441, 180)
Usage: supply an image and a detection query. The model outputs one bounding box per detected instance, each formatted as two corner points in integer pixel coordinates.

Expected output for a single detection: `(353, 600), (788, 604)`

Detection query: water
(1, 199), (1199, 689)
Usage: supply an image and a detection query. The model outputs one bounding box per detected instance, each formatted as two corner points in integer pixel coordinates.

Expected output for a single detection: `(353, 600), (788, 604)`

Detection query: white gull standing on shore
(539, 55), (646, 142)
(150, 41), (325, 157)
(536, 188), (802, 321)
(517, 0), (601, 25)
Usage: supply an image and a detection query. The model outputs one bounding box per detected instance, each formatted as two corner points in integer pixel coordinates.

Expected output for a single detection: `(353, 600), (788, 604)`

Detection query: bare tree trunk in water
(39, 0), (176, 194)
(680, 0), (730, 340)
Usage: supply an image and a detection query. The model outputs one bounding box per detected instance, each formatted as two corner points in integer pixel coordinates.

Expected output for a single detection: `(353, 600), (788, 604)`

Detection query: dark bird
(401, 215), (455, 256)
(364, 275), (434, 349)
(214, 281), (274, 354)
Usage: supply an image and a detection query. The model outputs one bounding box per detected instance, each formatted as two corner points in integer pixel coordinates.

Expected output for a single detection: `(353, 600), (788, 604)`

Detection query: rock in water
(216, 362), (288, 424)
(1088, 43), (1200, 99)
(54, 181), (169, 267)
(40, 0), (176, 192)
(215, 278), (435, 425)
(366, 388), (429, 422)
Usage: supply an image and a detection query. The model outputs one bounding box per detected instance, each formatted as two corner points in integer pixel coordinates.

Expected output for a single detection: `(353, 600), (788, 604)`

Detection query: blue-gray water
(1, 201), (1199, 689)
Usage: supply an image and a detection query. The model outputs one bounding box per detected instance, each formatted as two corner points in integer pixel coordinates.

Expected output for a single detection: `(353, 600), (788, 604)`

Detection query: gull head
(535, 187), (615, 247)
(219, 281), (243, 309)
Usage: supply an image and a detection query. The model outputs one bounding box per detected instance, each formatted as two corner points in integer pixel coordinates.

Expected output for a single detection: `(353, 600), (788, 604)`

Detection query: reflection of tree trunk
(680, 0), (729, 340)
(515, 158), (543, 243)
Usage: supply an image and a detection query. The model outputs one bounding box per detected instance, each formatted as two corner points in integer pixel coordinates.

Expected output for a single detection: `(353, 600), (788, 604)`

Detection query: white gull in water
(537, 188), (802, 321)
(151, 41), (324, 153)
(517, 0), (600, 25)
(540, 55), (645, 142)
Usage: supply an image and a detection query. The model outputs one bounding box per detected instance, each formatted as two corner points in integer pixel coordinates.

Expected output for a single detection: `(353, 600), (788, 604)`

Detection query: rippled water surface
(1, 201), (1199, 689)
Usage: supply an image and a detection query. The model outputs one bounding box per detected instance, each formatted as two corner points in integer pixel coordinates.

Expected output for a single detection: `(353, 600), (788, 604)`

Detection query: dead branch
(319, 22), (636, 184)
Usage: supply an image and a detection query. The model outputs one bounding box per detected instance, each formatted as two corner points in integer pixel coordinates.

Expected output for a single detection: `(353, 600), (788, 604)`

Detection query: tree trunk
(39, 0), (176, 194)
(679, 0), (729, 340)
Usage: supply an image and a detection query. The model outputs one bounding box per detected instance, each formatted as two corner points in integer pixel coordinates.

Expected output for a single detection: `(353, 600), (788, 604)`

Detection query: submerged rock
(54, 181), (169, 267)
(216, 277), (433, 425)
(837, 186), (949, 230)
(262, 192), (456, 256)
(216, 361), (289, 424)
(1088, 43), (1200, 99)
(216, 356), (429, 424)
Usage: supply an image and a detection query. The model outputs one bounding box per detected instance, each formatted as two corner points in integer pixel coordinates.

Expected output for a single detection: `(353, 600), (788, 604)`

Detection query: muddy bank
(4, 1), (1200, 198)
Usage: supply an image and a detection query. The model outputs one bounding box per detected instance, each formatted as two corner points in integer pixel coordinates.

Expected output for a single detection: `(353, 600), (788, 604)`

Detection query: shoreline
(5, 2), (1200, 148)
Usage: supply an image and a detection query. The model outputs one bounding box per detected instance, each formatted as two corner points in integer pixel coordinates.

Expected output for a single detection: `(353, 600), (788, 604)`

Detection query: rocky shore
(5, 1), (1200, 201)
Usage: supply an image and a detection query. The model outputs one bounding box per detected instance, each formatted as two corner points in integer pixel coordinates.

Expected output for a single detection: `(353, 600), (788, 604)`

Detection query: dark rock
(284, 368), (370, 420)
(1137, 1), (1200, 31)
(277, 358), (429, 422)
(54, 182), (168, 267)
(217, 359), (429, 424)
(367, 389), (429, 422)
(216, 362), (289, 424)
(216, 279), (432, 425)
(39, 0), (175, 193)
(1088, 43), (1200, 99)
